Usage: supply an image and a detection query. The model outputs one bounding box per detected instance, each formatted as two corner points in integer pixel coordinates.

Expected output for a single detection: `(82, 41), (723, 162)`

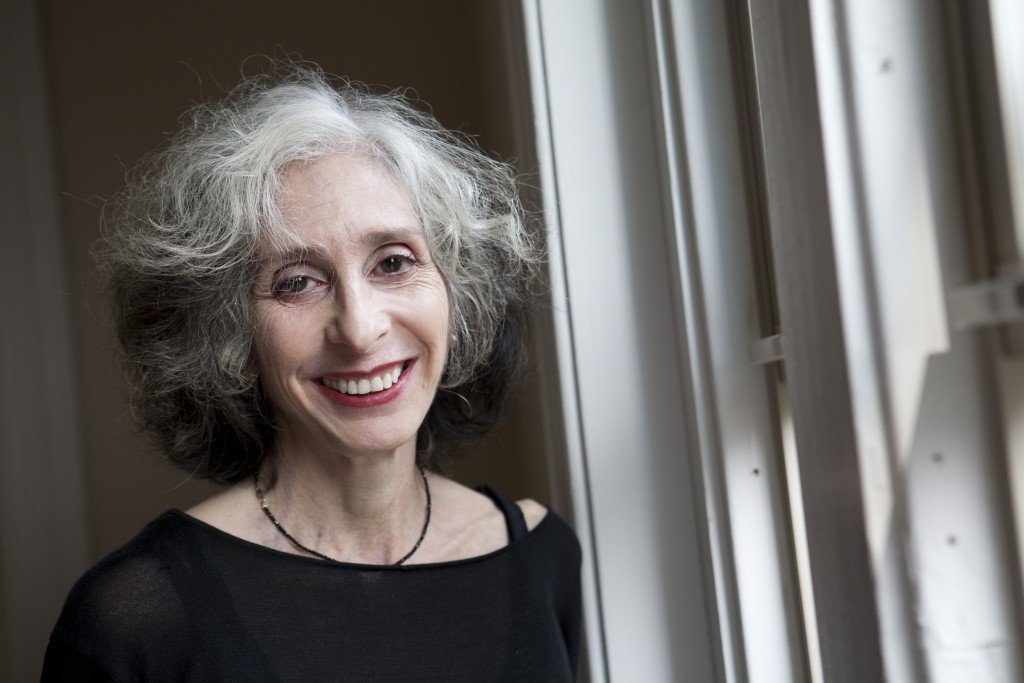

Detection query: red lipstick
(316, 360), (413, 408)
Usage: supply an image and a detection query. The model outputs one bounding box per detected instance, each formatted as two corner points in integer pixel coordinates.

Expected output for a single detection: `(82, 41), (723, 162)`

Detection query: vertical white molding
(526, 0), (722, 679)
(753, 0), (1024, 679)
(803, 2), (922, 679)
(0, 1), (91, 680)
(649, 0), (809, 680)
(518, 2), (608, 681)
(746, 0), (891, 679)
(811, 0), (1024, 679)
(997, 354), (1024, 635)
(987, 0), (1024, 255)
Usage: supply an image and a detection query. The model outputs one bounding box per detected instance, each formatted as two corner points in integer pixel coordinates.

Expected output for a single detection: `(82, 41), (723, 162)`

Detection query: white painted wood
(811, 0), (1024, 679)
(527, 0), (720, 679)
(907, 338), (1024, 682)
(781, 0), (1024, 680)
(525, 0), (1024, 680)
(806, 0), (899, 593)
(834, 0), (951, 463)
(650, 0), (808, 680)
(987, 0), (1024, 257)
(776, 388), (824, 683)
(519, 2), (608, 680)
(996, 355), (1024, 627)
(896, 5), (1024, 669)
(0, 1), (91, 680)
(747, 0), (890, 677)
(805, 2), (936, 678)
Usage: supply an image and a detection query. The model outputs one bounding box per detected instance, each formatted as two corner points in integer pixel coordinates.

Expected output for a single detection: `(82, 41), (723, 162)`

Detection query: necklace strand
(254, 465), (431, 566)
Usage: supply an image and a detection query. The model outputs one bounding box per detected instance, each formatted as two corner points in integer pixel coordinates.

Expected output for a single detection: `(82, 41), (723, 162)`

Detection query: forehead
(271, 151), (421, 249)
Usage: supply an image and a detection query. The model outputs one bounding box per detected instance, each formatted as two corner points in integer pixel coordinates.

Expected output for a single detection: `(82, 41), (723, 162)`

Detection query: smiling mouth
(321, 363), (405, 396)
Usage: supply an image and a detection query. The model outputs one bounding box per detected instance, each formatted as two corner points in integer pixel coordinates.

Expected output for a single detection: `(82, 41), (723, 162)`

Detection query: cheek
(253, 307), (305, 378)
(426, 289), (451, 349)
(398, 277), (450, 342)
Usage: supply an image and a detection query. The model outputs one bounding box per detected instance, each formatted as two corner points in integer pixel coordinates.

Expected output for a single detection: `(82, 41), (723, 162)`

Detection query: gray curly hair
(100, 62), (541, 483)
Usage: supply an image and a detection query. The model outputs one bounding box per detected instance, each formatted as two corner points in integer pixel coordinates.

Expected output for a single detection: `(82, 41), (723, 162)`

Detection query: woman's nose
(326, 280), (390, 352)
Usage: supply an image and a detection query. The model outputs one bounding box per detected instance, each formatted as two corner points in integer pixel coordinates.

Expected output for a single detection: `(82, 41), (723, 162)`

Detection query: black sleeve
(561, 520), (584, 681)
(40, 515), (197, 683)
(41, 638), (116, 683)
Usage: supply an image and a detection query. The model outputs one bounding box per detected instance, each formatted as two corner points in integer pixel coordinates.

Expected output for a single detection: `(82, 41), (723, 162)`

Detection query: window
(523, 0), (1024, 680)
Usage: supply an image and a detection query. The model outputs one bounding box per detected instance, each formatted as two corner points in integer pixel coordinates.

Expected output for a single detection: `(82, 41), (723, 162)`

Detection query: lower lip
(316, 363), (412, 408)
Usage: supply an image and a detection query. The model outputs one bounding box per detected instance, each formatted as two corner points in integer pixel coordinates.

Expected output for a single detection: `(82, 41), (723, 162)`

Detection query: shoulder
(415, 476), (552, 562)
(515, 502), (582, 574)
(58, 513), (185, 613)
(47, 513), (195, 673)
(517, 497), (548, 531)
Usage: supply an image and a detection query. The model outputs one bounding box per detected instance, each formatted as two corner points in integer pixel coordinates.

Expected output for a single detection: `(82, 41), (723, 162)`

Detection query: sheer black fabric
(42, 489), (581, 682)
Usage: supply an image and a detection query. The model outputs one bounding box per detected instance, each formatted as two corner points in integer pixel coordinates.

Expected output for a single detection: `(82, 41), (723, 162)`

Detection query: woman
(43, 63), (581, 681)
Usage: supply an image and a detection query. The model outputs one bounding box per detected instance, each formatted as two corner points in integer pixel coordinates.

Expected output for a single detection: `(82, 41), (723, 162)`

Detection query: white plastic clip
(950, 276), (1024, 329)
(750, 334), (784, 365)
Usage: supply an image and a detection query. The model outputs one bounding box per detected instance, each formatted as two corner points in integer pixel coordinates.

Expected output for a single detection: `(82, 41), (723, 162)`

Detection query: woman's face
(253, 152), (449, 461)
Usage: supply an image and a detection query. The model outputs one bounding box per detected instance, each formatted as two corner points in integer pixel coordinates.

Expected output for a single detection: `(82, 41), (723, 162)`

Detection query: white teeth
(325, 364), (404, 395)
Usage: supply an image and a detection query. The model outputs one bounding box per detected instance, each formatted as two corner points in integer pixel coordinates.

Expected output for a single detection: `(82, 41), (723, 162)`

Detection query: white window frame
(524, 0), (1024, 681)
(523, 0), (804, 679)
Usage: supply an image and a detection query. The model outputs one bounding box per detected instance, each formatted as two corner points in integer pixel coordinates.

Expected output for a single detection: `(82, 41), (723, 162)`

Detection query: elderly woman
(43, 64), (581, 681)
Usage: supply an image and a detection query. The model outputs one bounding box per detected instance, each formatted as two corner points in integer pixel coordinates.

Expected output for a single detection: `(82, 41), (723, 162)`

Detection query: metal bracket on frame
(950, 276), (1024, 329)
(750, 333), (784, 365)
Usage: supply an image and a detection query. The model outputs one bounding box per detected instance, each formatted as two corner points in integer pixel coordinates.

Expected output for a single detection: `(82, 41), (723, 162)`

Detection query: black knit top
(42, 488), (582, 682)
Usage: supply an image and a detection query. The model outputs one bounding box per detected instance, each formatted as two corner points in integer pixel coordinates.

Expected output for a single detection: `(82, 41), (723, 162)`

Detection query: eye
(272, 274), (326, 298)
(373, 253), (414, 277)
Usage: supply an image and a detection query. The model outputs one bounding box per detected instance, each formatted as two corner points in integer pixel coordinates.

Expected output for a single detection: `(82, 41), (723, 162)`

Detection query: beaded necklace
(254, 465), (431, 566)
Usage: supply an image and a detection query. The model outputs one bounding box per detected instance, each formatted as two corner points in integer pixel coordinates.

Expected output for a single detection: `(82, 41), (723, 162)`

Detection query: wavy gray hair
(100, 63), (541, 482)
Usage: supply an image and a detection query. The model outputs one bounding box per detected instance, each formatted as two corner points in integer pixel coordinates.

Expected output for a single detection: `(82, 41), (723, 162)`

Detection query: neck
(258, 439), (428, 565)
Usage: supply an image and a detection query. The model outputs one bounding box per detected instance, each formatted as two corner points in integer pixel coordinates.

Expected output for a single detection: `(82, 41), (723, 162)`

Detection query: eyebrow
(258, 226), (426, 267)
(258, 245), (322, 269)
(360, 226), (426, 249)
